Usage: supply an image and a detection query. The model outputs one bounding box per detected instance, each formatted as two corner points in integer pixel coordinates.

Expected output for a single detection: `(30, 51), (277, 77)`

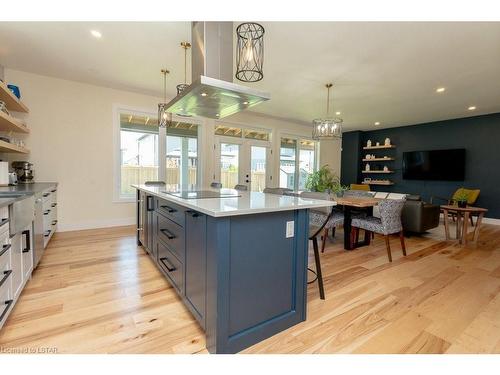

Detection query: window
(166, 121), (198, 189)
(119, 113), (159, 199)
(220, 143), (240, 188)
(279, 136), (318, 191)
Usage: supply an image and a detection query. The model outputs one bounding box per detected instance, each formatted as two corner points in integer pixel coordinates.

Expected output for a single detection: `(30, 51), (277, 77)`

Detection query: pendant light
(312, 83), (343, 140)
(176, 41), (191, 95)
(158, 69), (171, 128)
(235, 22), (265, 83)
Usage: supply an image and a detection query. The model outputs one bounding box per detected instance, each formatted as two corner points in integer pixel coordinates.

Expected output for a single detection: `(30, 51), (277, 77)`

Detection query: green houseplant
(305, 165), (348, 196)
(454, 190), (469, 208)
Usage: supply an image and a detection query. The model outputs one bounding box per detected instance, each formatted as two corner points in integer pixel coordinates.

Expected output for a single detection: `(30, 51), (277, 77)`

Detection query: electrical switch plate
(286, 221), (294, 238)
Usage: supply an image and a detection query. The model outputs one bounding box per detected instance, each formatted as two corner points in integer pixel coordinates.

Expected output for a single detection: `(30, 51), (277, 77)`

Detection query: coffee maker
(12, 161), (35, 184)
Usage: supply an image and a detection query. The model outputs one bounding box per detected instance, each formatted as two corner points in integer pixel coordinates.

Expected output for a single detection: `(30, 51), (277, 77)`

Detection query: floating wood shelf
(363, 145), (396, 150)
(362, 157), (395, 162)
(0, 81), (29, 113)
(362, 180), (394, 186)
(0, 139), (29, 154)
(362, 170), (394, 174)
(0, 111), (30, 133)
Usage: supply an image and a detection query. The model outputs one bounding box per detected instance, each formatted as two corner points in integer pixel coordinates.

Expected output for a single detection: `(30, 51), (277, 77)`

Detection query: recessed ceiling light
(90, 30), (102, 39)
(436, 87), (446, 93)
(468, 106), (476, 111)
(201, 92), (207, 97)
(336, 111), (341, 115)
(374, 122), (380, 126)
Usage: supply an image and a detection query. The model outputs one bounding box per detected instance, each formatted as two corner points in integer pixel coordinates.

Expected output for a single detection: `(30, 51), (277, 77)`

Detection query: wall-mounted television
(402, 149), (466, 181)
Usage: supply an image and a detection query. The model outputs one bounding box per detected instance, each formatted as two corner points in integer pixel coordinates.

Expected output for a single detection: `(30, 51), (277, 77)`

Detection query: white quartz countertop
(133, 185), (336, 218)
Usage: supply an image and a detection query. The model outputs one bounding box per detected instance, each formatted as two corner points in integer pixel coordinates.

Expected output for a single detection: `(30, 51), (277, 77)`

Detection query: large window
(119, 113), (159, 198)
(166, 121), (198, 189)
(279, 136), (318, 191)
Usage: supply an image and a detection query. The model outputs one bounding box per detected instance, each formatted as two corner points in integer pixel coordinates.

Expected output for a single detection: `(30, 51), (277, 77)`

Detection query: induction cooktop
(164, 190), (241, 199)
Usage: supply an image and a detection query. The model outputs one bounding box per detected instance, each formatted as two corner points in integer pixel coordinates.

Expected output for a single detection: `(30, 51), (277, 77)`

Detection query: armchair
(431, 188), (480, 225)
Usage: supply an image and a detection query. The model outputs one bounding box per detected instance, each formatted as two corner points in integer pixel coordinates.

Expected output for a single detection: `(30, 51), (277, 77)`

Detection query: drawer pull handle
(43, 210), (51, 215)
(186, 210), (200, 218)
(22, 229), (31, 253)
(42, 193), (50, 197)
(161, 205), (177, 213)
(44, 230), (52, 238)
(160, 228), (176, 240)
(0, 270), (12, 289)
(51, 203), (58, 208)
(0, 218), (9, 227)
(0, 299), (14, 323)
(159, 257), (176, 272)
(52, 220), (58, 226)
(51, 189), (57, 193)
(0, 244), (10, 257)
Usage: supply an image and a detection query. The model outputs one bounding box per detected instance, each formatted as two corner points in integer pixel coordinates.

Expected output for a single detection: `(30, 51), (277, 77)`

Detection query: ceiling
(1, 22), (500, 131)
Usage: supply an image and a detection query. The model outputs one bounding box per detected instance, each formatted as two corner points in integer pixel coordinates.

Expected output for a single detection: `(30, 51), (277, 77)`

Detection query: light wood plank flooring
(1, 223), (499, 354)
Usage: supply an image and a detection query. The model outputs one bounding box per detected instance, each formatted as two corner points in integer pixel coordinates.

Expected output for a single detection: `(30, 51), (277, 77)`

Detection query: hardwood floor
(1, 223), (499, 354)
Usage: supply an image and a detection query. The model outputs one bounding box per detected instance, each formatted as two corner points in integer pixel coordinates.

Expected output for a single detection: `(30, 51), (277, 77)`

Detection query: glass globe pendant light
(176, 41), (191, 95)
(158, 69), (172, 128)
(312, 83), (343, 140)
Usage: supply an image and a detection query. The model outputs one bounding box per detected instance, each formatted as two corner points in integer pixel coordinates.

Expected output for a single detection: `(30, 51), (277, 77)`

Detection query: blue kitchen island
(134, 185), (335, 353)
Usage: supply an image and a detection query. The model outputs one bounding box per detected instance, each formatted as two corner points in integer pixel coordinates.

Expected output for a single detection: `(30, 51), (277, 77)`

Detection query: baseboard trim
(57, 217), (135, 232)
(483, 217), (500, 225)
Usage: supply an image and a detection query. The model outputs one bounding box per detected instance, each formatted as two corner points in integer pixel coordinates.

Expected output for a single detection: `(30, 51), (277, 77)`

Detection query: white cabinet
(10, 231), (23, 299)
(42, 187), (57, 247)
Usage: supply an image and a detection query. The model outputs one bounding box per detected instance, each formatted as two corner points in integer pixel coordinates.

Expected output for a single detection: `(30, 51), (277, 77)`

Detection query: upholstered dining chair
(234, 184), (248, 191)
(301, 192), (336, 300)
(144, 181), (166, 186)
(210, 182), (223, 188)
(301, 192), (344, 253)
(350, 183), (370, 191)
(351, 199), (407, 262)
(263, 187), (293, 195)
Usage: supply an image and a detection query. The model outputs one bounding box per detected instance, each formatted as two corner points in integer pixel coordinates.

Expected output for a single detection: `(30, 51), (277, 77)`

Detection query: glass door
(219, 142), (240, 188)
(249, 145), (267, 192)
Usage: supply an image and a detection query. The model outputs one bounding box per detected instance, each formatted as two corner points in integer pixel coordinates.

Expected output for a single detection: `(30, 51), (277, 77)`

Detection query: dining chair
(351, 199), (407, 262)
(144, 181), (166, 186)
(263, 187), (293, 195)
(210, 182), (223, 188)
(234, 184), (248, 191)
(301, 191), (344, 254)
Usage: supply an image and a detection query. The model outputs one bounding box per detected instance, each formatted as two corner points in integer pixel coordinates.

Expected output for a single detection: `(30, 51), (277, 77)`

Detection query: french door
(216, 138), (270, 191)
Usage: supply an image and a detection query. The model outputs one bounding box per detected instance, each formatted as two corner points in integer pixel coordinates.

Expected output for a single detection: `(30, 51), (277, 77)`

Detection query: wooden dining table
(335, 196), (381, 250)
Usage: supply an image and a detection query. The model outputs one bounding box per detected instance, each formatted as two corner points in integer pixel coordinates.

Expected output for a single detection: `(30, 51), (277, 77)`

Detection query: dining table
(335, 196), (381, 250)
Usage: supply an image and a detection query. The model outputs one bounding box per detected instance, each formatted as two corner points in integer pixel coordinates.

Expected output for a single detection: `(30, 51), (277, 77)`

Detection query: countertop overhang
(133, 184), (336, 218)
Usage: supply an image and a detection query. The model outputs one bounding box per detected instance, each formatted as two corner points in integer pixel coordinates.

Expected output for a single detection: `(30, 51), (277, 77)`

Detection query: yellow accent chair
(431, 188), (481, 225)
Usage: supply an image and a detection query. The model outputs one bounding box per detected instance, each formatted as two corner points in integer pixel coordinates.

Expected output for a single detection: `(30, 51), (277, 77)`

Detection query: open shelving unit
(362, 157), (395, 162)
(361, 141), (396, 186)
(362, 180), (395, 186)
(362, 170), (394, 174)
(363, 144), (396, 150)
(0, 80), (30, 154)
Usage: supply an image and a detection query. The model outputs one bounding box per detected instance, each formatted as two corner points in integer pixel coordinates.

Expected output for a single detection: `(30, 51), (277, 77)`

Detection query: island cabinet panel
(184, 210), (207, 328)
(155, 199), (185, 227)
(156, 213), (185, 263)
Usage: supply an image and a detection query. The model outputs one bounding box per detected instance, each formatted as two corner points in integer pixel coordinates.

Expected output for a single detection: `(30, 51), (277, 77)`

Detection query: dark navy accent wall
(341, 112), (500, 218)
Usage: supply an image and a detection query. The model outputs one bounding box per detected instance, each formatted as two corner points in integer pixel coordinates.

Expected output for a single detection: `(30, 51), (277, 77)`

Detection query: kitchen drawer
(156, 240), (184, 293)
(0, 235), (11, 273)
(0, 265), (12, 301)
(156, 213), (185, 262)
(156, 199), (185, 227)
(0, 281), (13, 329)
(0, 206), (9, 235)
(42, 190), (52, 203)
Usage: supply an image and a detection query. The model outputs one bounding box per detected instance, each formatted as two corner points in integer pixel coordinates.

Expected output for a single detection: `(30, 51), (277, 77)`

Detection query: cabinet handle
(161, 205), (177, 213)
(51, 189), (57, 193)
(0, 244), (11, 257)
(42, 193), (50, 197)
(22, 229), (31, 253)
(0, 270), (12, 289)
(146, 196), (154, 211)
(0, 218), (9, 227)
(159, 257), (176, 272)
(186, 210), (200, 218)
(52, 220), (58, 226)
(0, 300), (14, 323)
(43, 210), (51, 215)
(51, 203), (58, 208)
(160, 228), (176, 240)
(44, 230), (51, 238)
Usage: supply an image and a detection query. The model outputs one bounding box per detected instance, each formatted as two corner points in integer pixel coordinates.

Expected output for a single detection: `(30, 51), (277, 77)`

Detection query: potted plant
(454, 190), (469, 208)
(305, 165), (348, 197)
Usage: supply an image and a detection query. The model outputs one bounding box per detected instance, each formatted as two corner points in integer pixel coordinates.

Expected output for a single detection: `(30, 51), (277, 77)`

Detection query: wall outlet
(286, 221), (294, 238)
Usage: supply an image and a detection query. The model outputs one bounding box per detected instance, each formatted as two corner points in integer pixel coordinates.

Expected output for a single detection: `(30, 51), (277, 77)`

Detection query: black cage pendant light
(176, 41), (191, 95)
(312, 83), (343, 140)
(158, 69), (171, 128)
(235, 22), (265, 83)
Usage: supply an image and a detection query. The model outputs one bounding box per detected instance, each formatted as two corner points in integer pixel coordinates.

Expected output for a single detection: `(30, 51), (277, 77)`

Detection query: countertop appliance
(165, 190), (241, 199)
(8, 172), (17, 185)
(12, 161), (34, 184)
(164, 22), (270, 119)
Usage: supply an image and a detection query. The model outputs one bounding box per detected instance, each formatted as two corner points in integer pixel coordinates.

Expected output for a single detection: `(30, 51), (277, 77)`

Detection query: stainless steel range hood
(164, 22), (270, 119)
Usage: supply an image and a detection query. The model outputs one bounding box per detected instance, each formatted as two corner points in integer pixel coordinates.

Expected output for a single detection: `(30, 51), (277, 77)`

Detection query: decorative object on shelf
(235, 22), (265, 82)
(0, 100), (10, 115)
(365, 163), (370, 171)
(376, 142), (380, 146)
(158, 69), (171, 128)
(7, 84), (21, 99)
(0, 136), (10, 143)
(383, 165), (389, 172)
(367, 140), (372, 147)
(384, 137), (391, 146)
(176, 41), (191, 95)
(365, 154), (371, 160)
(363, 177), (372, 183)
(312, 83), (343, 140)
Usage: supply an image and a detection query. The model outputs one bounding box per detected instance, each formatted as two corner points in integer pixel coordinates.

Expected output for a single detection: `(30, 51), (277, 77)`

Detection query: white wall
(3, 69), (341, 232)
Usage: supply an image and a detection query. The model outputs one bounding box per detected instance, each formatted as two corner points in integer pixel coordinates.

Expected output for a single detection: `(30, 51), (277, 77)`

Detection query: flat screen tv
(402, 149), (465, 181)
